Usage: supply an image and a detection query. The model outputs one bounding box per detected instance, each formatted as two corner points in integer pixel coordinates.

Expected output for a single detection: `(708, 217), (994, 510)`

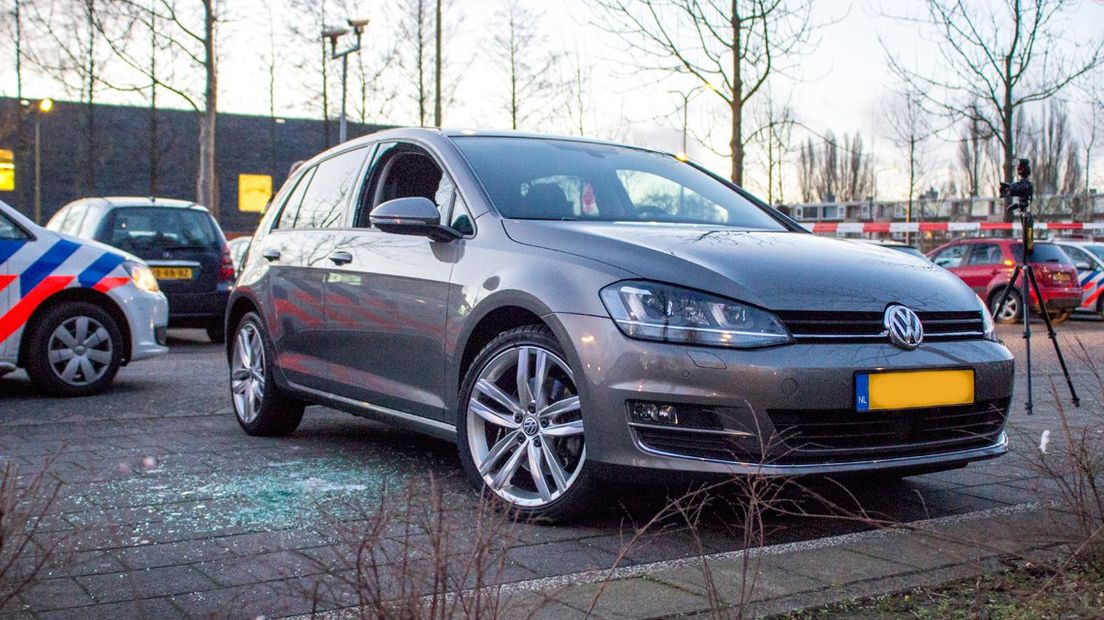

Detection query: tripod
(991, 200), (1080, 415)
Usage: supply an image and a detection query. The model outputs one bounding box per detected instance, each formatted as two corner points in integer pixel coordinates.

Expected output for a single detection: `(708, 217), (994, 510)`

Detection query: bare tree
(884, 0), (1103, 218)
(797, 131), (873, 203)
(22, 0), (129, 195)
(90, 0), (220, 215)
(397, 0), (432, 126)
(750, 88), (796, 204)
(882, 88), (932, 222)
(491, 0), (559, 130)
(956, 102), (995, 198)
(592, 0), (819, 185)
(562, 48), (594, 136)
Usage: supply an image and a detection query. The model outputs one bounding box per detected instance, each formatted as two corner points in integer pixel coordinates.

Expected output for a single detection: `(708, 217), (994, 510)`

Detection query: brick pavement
(0, 320), (1099, 617)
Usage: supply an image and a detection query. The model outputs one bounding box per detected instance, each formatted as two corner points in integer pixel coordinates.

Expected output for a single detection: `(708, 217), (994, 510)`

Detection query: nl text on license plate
(855, 369), (974, 412)
(152, 267), (193, 280)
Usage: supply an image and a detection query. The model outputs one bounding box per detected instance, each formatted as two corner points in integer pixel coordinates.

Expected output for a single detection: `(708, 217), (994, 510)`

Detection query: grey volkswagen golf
(227, 128), (1014, 522)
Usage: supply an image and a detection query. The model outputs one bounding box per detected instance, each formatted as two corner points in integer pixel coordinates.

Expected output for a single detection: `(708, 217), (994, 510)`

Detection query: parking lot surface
(1, 319), (1101, 617)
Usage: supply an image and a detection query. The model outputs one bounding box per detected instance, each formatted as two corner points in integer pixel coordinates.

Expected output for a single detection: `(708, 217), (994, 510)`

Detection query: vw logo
(884, 304), (924, 350)
(521, 416), (540, 436)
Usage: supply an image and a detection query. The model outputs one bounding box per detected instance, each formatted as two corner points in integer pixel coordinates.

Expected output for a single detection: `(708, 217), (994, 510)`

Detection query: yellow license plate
(1052, 272), (1070, 282)
(152, 267), (193, 280)
(856, 369), (974, 411)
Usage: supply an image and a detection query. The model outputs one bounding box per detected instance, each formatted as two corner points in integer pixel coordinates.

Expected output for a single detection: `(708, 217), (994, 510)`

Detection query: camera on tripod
(1000, 159), (1034, 205)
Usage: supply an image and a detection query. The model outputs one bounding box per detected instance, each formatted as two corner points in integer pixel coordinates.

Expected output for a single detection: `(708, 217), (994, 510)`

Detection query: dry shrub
(299, 475), (521, 619)
(0, 460), (63, 609)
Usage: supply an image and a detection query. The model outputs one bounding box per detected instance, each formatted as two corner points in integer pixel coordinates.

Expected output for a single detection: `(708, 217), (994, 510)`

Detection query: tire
(989, 288), (1022, 324)
(206, 321), (226, 344)
(457, 325), (599, 524)
(24, 301), (124, 397)
(230, 312), (305, 436)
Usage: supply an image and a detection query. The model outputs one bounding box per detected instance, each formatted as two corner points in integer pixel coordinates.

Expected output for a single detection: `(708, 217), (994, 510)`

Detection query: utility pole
(434, 0), (442, 127)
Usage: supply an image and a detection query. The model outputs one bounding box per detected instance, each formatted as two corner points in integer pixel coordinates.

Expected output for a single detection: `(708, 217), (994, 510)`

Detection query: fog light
(630, 402), (679, 425)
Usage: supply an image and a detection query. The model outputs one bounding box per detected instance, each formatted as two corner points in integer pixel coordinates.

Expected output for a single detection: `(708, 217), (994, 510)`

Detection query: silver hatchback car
(227, 129), (1014, 521)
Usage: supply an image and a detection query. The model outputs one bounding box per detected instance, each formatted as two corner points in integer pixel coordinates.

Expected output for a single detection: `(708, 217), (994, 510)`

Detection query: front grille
(767, 399), (1009, 457)
(777, 310), (985, 344)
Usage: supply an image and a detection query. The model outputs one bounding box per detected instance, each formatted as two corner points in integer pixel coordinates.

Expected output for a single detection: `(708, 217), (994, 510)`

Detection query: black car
(47, 197), (234, 342)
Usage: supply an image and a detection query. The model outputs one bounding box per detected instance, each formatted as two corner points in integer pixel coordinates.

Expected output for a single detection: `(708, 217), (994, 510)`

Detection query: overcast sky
(4, 0), (1103, 201)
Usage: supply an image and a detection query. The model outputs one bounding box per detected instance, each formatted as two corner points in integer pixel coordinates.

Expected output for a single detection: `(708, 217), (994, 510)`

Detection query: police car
(1052, 240), (1104, 319)
(1, 199), (168, 396)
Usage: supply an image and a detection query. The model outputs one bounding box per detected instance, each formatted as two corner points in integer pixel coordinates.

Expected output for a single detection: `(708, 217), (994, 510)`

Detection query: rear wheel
(230, 312), (304, 436)
(990, 288), (1022, 324)
(457, 325), (597, 523)
(25, 301), (123, 397)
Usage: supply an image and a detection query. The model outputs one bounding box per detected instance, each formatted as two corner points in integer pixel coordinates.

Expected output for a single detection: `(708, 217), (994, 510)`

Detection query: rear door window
(275, 168), (316, 230)
(965, 244), (1002, 265)
(103, 207), (218, 253)
(291, 147), (368, 229)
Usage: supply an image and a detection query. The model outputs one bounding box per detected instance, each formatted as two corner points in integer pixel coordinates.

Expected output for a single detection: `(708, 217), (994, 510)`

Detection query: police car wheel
(231, 312), (304, 436)
(25, 301), (124, 397)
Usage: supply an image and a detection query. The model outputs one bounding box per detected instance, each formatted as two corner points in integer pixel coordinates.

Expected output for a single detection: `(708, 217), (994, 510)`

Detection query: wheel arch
(18, 288), (132, 367)
(225, 294), (261, 361)
(453, 291), (582, 403)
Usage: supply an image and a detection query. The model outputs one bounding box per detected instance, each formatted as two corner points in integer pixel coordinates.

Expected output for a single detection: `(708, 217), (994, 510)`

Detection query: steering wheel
(634, 205), (671, 220)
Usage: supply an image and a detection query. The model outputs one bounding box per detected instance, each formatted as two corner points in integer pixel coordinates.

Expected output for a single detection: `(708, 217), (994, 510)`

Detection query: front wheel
(24, 301), (124, 397)
(230, 312), (304, 436)
(990, 288), (1022, 324)
(457, 325), (598, 523)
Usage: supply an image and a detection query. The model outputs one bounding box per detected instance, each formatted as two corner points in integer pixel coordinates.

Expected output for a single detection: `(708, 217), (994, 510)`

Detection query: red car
(928, 238), (1081, 323)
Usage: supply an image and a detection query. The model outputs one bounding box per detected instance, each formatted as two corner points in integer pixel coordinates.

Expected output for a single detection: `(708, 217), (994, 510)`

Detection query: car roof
(67, 196), (206, 210)
(337, 126), (671, 158)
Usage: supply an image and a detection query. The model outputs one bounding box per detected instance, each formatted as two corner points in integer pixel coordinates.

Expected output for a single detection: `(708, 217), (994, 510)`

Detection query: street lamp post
(667, 85), (704, 158)
(322, 18), (368, 144)
(30, 98), (53, 224)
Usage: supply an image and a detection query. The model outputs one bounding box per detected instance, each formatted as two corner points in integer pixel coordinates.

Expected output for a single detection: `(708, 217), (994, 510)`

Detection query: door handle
(328, 250), (353, 265)
(262, 248), (282, 262)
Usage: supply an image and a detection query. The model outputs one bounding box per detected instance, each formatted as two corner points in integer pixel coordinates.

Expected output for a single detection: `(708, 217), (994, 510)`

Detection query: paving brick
(76, 565), (219, 604)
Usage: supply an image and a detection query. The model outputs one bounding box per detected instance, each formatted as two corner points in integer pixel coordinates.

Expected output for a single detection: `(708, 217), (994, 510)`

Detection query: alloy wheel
(231, 322), (266, 423)
(993, 293), (1020, 322)
(467, 345), (585, 507)
(48, 316), (113, 386)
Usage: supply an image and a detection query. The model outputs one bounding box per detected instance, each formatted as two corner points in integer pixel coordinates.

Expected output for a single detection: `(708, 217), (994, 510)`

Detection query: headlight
(977, 294), (997, 341)
(125, 262), (160, 293)
(600, 281), (792, 348)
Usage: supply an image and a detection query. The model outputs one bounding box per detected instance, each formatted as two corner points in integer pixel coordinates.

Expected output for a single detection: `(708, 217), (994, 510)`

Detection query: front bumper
(110, 285), (169, 362)
(553, 313), (1015, 477)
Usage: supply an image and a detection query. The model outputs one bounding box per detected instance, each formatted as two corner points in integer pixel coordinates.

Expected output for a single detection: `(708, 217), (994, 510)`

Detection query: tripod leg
(1022, 266), (1033, 415)
(1025, 266), (1081, 407)
(992, 265), (1023, 321)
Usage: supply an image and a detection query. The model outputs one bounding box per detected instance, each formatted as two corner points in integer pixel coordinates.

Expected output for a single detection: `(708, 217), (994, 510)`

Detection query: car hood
(502, 220), (979, 312)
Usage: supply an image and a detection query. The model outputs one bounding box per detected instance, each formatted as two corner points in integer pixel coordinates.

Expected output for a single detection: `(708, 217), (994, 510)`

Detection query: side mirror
(1075, 262), (1091, 271)
(369, 197), (460, 242)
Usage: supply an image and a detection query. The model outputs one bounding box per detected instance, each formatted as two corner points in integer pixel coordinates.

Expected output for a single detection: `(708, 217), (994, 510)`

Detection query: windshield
(101, 207), (219, 253)
(453, 137), (787, 230)
(1086, 245), (1104, 262)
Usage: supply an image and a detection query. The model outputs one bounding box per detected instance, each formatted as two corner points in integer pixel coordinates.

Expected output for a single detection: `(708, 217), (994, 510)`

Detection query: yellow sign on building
(0, 149), (14, 192)
(238, 173), (272, 213)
